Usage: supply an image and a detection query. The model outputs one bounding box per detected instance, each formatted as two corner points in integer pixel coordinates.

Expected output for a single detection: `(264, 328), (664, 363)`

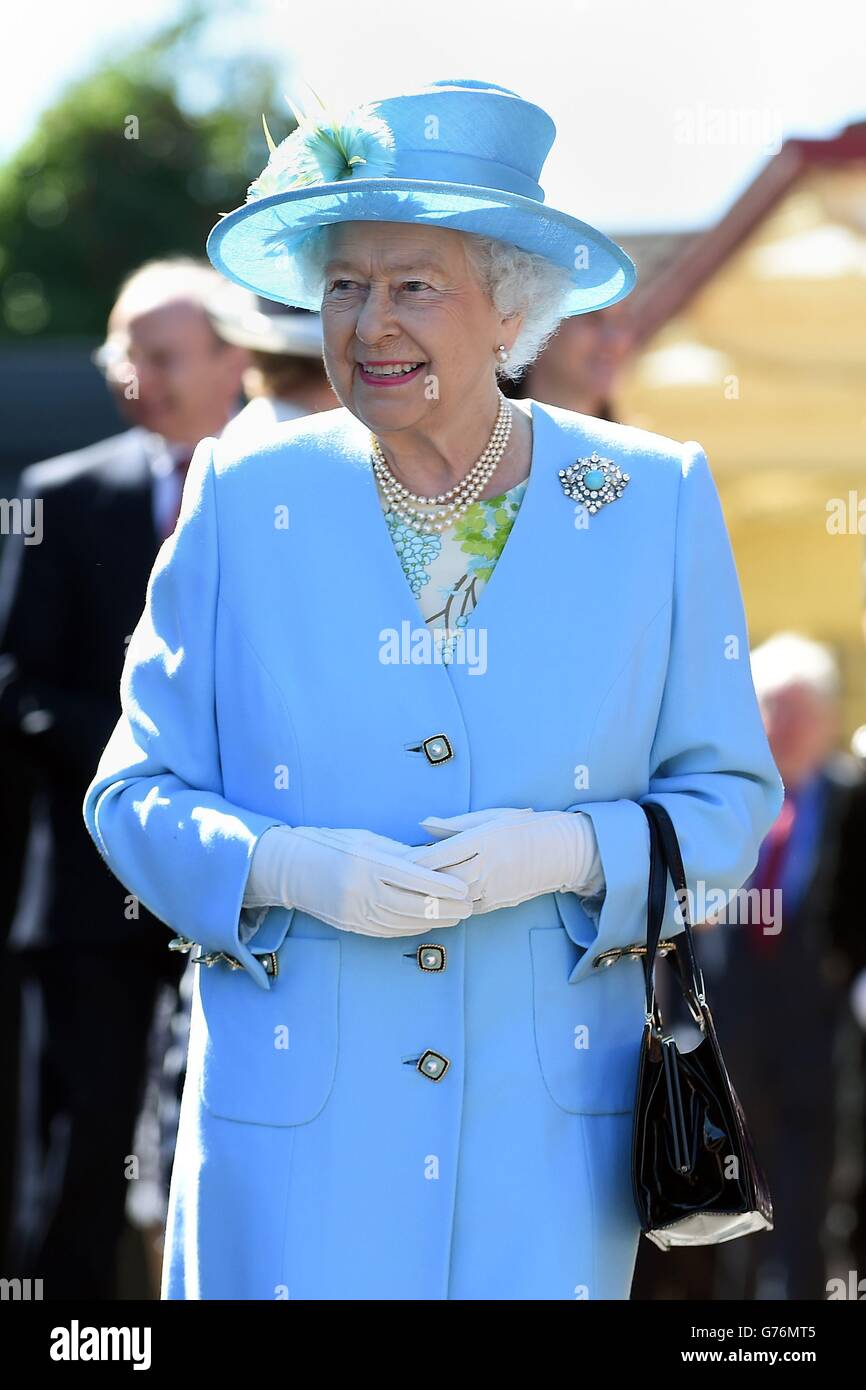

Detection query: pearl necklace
(370, 393), (513, 533)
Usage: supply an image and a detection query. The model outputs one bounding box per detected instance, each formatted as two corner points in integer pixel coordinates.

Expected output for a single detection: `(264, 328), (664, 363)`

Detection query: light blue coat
(82, 399), (784, 1300)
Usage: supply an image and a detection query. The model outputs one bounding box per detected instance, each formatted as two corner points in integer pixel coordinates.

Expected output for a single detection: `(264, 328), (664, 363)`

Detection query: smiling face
(318, 221), (518, 436)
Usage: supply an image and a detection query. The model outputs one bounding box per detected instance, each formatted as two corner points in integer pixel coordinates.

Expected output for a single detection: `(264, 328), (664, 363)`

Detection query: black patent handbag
(632, 799), (774, 1249)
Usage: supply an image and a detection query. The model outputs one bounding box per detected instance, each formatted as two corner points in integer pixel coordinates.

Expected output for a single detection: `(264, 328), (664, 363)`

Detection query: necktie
(160, 450), (194, 540)
(748, 789), (797, 958)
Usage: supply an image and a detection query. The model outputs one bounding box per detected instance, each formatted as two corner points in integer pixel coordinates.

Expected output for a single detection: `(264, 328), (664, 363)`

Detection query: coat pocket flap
(198, 934), (341, 1126)
(530, 924), (644, 1115)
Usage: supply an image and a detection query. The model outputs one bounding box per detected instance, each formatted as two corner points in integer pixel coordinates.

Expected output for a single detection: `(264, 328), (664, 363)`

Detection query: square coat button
(417, 944), (446, 972)
(422, 734), (453, 765)
(417, 1049), (450, 1081)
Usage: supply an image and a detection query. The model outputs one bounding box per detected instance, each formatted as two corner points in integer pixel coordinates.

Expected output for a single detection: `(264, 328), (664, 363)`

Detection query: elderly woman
(82, 78), (783, 1301)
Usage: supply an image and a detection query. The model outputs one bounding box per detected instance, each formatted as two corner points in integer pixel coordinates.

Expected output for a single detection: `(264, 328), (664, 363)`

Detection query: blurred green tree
(0, 3), (291, 338)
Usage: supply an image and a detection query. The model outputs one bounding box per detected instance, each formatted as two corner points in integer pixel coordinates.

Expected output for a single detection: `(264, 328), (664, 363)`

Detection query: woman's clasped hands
(409, 806), (603, 914)
(244, 822), (477, 937)
(246, 807), (602, 939)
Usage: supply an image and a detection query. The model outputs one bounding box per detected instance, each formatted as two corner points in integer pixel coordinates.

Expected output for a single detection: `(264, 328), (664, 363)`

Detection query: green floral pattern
(379, 478), (528, 652)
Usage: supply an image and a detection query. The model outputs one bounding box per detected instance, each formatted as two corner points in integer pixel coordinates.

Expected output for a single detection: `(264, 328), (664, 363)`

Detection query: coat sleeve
(556, 441), (785, 983)
(81, 437), (286, 990)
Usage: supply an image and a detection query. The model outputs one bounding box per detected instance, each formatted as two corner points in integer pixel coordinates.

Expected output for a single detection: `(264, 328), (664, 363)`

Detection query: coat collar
(246, 398), (640, 664)
(301, 397), (629, 649)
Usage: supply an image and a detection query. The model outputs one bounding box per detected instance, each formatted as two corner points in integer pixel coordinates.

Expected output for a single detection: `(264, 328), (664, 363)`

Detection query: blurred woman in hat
(83, 78), (783, 1300)
(216, 299), (335, 445)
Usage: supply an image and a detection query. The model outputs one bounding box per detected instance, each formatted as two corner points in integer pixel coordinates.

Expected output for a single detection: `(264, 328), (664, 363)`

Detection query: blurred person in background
(216, 297), (334, 445)
(820, 697), (866, 1285)
(501, 297), (635, 420)
(0, 256), (252, 1299)
(633, 631), (863, 1302)
(703, 632), (860, 1299)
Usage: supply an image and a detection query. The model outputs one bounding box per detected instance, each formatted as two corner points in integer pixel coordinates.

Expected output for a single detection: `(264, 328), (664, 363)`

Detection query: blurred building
(615, 121), (866, 739)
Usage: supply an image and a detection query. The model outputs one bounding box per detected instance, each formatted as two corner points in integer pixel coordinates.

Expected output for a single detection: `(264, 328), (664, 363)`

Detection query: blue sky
(3, 0), (865, 232)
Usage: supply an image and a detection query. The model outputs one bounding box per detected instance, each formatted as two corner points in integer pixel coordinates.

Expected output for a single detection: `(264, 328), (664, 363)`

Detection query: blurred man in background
(820, 671), (866, 1285)
(703, 632), (861, 1299)
(0, 256), (252, 1299)
(631, 631), (864, 1301)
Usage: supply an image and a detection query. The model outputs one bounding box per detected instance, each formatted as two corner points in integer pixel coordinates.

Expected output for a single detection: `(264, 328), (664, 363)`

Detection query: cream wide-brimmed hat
(209, 297), (323, 356)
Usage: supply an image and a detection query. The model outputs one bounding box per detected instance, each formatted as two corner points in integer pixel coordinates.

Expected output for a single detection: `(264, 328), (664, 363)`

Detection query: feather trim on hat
(247, 104), (397, 201)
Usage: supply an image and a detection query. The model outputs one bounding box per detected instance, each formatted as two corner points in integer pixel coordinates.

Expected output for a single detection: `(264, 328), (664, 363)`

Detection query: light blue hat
(207, 78), (636, 317)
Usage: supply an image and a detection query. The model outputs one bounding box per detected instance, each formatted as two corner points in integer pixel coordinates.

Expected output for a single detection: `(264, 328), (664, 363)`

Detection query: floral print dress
(373, 471), (529, 661)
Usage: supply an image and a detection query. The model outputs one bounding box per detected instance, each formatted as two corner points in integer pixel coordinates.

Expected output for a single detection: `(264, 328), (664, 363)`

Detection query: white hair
(750, 631), (840, 701)
(110, 255), (256, 328)
(287, 224), (574, 379)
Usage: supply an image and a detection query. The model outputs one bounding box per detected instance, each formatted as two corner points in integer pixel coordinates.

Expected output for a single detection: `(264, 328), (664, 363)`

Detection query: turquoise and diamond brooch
(558, 453), (629, 514)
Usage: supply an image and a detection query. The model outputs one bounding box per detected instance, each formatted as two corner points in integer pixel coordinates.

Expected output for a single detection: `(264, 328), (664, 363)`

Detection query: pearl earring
(496, 344), (509, 363)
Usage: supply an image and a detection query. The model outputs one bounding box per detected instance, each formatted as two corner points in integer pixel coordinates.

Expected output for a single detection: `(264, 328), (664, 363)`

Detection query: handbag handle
(641, 800), (708, 1029)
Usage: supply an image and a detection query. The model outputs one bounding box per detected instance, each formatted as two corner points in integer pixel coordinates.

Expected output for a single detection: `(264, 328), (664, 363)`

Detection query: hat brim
(211, 309), (323, 356)
(207, 179), (636, 316)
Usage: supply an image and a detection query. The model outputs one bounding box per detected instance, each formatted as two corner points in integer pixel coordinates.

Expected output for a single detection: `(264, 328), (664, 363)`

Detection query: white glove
(405, 807), (605, 915)
(242, 824), (479, 938)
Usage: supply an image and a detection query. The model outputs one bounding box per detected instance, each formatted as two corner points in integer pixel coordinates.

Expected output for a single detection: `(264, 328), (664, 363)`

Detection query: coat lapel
(321, 399), (572, 653)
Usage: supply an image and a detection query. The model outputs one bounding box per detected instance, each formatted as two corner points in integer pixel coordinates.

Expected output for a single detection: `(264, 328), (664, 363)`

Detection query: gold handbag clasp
(592, 938), (678, 969)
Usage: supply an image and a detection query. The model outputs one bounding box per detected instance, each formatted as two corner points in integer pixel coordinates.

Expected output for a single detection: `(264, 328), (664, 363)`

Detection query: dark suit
(709, 757), (860, 1300)
(822, 773), (866, 1281)
(0, 427), (186, 1298)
